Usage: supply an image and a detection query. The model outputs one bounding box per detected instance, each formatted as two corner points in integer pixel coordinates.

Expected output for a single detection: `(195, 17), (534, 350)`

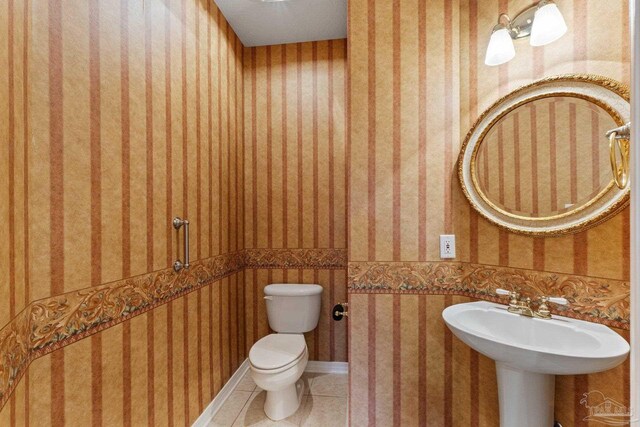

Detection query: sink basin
(443, 301), (629, 375)
(443, 301), (629, 427)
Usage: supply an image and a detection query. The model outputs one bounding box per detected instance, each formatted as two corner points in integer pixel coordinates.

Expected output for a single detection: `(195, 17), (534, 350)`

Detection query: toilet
(249, 284), (323, 420)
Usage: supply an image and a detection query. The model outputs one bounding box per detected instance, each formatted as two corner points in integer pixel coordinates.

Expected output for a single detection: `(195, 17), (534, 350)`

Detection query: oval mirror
(459, 75), (630, 236)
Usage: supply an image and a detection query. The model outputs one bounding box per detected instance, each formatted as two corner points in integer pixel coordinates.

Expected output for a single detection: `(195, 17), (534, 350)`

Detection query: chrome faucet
(496, 289), (568, 319)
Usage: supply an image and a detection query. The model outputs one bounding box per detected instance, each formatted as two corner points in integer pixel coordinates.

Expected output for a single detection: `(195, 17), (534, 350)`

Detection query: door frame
(630, 0), (639, 424)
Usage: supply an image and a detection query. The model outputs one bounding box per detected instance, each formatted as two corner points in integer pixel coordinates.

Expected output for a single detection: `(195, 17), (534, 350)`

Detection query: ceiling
(214, 0), (347, 47)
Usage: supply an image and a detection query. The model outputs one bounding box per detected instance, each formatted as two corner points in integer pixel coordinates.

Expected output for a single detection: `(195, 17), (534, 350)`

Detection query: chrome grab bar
(173, 217), (190, 272)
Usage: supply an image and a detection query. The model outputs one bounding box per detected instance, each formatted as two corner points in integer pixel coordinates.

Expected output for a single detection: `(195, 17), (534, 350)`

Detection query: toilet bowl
(249, 333), (309, 420)
(248, 284), (323, 420)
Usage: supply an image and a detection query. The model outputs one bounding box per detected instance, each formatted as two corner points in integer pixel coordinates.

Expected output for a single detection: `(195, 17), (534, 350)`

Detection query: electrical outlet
(440, 235), (456, 259)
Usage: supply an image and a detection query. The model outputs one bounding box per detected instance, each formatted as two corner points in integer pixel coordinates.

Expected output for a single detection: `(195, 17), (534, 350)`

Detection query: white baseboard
(305, 360), (349, 374)
(192, 359), (251, 427)
(192, 359), (348, 426)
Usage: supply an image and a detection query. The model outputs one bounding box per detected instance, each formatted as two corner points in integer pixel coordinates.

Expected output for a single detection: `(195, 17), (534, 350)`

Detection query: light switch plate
(440, 235), (456, 259)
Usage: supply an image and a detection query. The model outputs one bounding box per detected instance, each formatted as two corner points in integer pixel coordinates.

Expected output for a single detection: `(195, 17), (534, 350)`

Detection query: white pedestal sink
(442, 301), (630, 427)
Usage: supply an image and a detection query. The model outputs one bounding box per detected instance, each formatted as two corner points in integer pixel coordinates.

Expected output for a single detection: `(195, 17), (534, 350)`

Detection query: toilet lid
(249, 334), (306, 371)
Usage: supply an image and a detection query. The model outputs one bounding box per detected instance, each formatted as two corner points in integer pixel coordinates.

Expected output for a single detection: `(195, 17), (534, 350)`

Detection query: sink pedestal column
(496, 362), (555, 427)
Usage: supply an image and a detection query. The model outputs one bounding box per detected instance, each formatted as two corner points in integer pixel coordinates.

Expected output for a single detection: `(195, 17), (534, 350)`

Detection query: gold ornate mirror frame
(458, 74), (630, 236)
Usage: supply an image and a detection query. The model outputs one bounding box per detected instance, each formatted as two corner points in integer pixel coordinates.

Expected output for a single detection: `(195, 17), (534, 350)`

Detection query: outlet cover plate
(440, 235), (456, 259)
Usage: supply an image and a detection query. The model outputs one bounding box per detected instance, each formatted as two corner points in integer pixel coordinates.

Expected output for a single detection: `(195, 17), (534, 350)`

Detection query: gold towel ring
(609, 131), (630, 189)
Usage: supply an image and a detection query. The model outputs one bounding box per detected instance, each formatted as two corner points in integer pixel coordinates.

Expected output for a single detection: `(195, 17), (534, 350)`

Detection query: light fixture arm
(498, 4), (538, 40)
(497, 13), (511, 27)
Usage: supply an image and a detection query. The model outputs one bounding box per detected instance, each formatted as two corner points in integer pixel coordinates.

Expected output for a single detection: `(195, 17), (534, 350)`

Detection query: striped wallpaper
(348, 0), (629, 275)
(348, 0), (630, 426)
(243, 40), (347, 251)
(26, 0), (244, 299)
(0, 0), (632, 425)
(0, 0), (28, 344)
(0, 0), (245, 425)
(0, 5), (349, 426)
(348, 0), (461, 263)
(458, 0), (630, 278)
(3, 272), (246, 427)
(242, 41), (349, 362)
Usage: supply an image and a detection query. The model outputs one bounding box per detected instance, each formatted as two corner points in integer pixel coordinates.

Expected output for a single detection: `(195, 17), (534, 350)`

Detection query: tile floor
(209, 371), (348, 426)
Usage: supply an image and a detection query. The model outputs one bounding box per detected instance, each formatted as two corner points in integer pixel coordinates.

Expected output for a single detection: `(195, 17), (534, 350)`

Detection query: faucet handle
(547, 296), (568, 306)
(496, 288), (519, 297)
(535, 295), (568, 319)
(496, 288), (519, 298)
(539, 295), (568, 305)
(496, 288), (520, 308)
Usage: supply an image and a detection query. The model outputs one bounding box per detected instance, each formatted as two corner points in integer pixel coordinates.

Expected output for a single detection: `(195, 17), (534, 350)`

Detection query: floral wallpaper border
(244, 248), (348, 270)
(348, 261), (630, 329)
(1, 252), (626, 409)
(0, 248), (347, 410)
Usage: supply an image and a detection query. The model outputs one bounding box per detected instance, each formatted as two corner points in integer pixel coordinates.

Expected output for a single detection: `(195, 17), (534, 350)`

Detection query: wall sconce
(485, 0), (567, 66)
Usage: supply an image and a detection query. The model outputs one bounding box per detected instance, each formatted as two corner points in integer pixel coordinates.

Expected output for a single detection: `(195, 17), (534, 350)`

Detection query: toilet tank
(264, 284), (323, 333)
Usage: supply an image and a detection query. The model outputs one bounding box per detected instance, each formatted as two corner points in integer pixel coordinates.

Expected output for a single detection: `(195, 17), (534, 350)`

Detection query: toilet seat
(249, 334), (307, 373)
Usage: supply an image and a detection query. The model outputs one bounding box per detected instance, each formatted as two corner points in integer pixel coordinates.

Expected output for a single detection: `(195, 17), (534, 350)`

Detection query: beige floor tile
(298, 395), (348, 427)
(237, 372), (258, 392)
(307, 373), (348, 398)
(232, 390), (305, 427)
(210, 391), (253, 427)
(300, 372), (315, 396)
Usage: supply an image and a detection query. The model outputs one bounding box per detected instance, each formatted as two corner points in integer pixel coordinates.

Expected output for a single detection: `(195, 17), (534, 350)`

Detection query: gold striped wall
(0, 11), (350, 426)
(0, 0), (28, 345)
(458, 0), (630, 279)
(348, 0), (630, 426)
(348, 0), (629, 275)
(242, 41), (348, 362)
(2, 272), (246, 427)
(0, 0), (244, 425)
(0, 0), (631, 425)
(349, 0), (461, 263)
(26, 0), (243, 298)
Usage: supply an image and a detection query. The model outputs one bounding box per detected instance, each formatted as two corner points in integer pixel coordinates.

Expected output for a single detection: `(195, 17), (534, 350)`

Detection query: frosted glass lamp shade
(484, 28), (516, 66)
(530, 2), (567, 46)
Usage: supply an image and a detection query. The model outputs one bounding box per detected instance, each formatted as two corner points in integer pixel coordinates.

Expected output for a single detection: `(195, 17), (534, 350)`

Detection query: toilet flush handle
(264, 296), (273, 301)
(332, 303), (349, 321)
